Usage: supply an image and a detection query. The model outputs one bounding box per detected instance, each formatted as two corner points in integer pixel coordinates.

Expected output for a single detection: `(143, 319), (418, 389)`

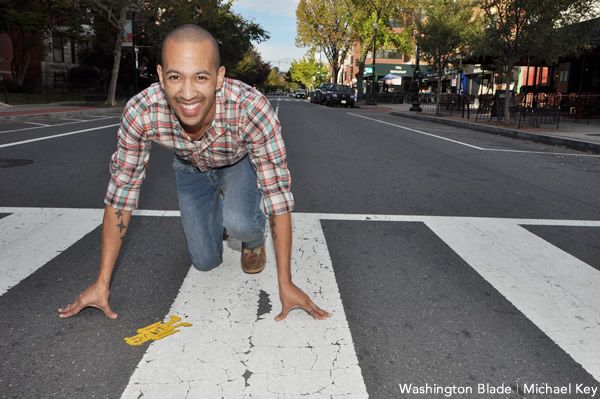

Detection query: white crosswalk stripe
(1, 208), (599, 395)
(0, 207), (103, 295)
(120, 213), (368, 398)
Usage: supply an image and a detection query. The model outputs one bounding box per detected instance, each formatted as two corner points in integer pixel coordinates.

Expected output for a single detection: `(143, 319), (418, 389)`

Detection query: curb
(390, 111), (600, 154)
(0, 107), (121, 121)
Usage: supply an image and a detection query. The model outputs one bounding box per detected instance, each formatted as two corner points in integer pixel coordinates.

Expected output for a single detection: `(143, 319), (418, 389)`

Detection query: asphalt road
(1, 98), (599, 399)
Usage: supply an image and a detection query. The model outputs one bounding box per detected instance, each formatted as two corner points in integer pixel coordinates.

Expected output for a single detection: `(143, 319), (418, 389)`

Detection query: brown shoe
(241, 245), (266, 274)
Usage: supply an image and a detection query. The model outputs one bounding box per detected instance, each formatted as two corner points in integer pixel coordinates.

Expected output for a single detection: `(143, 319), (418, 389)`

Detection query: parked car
(324, 84), (355, 107)
(311, 83), (332, 105)
(295, 89), (306, 99)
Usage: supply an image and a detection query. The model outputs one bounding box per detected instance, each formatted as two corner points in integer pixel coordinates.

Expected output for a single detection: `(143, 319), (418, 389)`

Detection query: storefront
(363, 63), (433, 92)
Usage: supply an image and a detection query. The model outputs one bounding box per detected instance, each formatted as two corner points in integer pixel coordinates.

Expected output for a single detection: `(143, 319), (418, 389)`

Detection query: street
(1, 98), (600, 398)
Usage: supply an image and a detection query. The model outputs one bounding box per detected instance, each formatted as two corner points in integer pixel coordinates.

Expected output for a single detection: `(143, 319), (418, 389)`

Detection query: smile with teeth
(179, 102), (201, 116)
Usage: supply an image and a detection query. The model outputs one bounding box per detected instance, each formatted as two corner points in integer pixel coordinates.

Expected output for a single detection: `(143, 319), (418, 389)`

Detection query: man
(58, 25), (330, 322)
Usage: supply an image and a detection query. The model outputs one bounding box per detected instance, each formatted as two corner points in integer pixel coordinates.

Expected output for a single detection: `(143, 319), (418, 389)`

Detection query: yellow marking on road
(124, 315), (192, 346)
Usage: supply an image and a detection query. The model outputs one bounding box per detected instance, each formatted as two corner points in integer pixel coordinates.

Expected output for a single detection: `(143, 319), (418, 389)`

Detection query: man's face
(157, 39), (225, 135)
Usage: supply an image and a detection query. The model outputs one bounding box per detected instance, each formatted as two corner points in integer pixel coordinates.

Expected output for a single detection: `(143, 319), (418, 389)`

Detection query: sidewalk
(0, 102), (120, 120)
(363, 102), (600, 154)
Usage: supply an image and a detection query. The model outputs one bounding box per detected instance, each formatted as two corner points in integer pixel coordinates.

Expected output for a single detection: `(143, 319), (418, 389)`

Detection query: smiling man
(59, 24), (330, 322)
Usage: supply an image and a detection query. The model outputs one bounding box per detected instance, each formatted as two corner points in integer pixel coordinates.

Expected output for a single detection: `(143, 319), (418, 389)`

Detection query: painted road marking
(349, 113), (600, 158)
(0, 116), (119, 135)
(424, 218), (600, 382)
(1, 208), (599, 388)
(119, 212), (368, 399)
(0, 123), (120, 148)
(0, 207), (103, 296)
(23, 121), (51, 127)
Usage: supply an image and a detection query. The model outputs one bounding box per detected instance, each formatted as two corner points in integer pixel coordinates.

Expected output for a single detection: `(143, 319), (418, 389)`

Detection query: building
(0, 28), (84, 88)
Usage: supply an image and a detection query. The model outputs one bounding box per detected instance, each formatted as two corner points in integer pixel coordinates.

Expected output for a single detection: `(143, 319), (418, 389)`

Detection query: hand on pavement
(275, 282), (331, 321)
(58, 282), (118, 319)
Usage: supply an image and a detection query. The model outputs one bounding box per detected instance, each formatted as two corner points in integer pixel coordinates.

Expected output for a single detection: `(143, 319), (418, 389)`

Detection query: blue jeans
(173, 155), (266, 271)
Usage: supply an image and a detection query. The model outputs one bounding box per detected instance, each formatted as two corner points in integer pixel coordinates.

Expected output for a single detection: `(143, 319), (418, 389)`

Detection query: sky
(231, 0), (308, 71)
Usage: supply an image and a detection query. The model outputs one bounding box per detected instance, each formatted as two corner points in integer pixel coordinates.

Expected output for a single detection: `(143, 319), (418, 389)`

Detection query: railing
(476, 94), (562, 129)
(420, 94), (477, 118)
(558, 93), (600, 123)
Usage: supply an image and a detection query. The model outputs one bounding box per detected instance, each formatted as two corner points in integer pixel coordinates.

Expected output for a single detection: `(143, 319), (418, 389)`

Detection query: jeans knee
(188, 249), (222, 272)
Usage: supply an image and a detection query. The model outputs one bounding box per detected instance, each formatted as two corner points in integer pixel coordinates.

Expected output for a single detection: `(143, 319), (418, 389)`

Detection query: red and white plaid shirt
(104, 78), (294, 215)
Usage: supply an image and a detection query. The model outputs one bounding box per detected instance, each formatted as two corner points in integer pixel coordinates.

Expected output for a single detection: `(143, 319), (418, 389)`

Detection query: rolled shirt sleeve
(104, 104), (151, 211)
(242, 95), (294, 216)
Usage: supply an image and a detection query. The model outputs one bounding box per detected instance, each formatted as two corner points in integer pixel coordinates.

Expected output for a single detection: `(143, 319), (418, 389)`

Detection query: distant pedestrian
(59, 24), (330, 322)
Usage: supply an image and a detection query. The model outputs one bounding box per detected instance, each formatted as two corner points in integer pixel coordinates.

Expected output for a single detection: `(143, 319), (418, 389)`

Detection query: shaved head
(160, 24), (220, 69)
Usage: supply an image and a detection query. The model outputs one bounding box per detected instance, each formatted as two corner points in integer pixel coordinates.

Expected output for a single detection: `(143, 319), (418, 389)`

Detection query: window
(377, 50), (403, 60)
(71, 41), (77, 64)
(54, 72), (65, 86)
(52, 34), (64, 63)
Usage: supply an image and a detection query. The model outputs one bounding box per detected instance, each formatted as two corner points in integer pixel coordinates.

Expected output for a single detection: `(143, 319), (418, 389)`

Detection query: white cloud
(233, 0), (299, 17)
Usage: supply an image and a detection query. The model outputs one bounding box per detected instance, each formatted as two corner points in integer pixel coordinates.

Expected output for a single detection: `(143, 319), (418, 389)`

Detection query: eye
(168, 75), (181, 80)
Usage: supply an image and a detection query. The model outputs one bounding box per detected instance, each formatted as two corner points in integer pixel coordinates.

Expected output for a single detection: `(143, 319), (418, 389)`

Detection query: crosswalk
(1, 207), (599, 397)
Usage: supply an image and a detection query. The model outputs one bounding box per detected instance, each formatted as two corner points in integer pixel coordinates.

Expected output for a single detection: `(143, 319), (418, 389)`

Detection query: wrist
(278, 278), (294, 290)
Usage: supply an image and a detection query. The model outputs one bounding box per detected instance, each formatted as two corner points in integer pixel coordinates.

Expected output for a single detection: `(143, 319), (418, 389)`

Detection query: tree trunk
(355, 62), (365, 102)
(355, 50), (369, 102)
(107, 2), (128, 106)
(504, 67), (513, 124)
(331, 62), (340, 84)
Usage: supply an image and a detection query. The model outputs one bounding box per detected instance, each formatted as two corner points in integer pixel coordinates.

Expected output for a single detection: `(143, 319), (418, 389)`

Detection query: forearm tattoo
(115, 209), (127, 240)
(269, 215), (277, 240)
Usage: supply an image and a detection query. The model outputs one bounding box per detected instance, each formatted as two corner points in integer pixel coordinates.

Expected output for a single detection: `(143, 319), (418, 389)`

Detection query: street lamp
(410, 7), (422, 112)
(367, 21), (378, 105)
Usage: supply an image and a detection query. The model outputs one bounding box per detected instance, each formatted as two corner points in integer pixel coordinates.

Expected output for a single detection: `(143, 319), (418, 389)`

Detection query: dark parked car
(311, 83), (332, 104)
(324, 84), (355, 107)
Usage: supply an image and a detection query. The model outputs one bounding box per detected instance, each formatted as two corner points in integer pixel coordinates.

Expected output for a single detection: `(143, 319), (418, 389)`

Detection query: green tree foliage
(228, 48), (271, 89)
(141, 0), (268, 71)
(474, 0), (599, 122)
(85, 0), (269, 105)
(341, 0), (415, 101)
(296, 0), (353, 84)
(288, 53), (329, 90)
(416, 0), (478, 112)
(0, 0), (84, 86)
(265, 69), (285, 93)
(86, 0), (138, 106)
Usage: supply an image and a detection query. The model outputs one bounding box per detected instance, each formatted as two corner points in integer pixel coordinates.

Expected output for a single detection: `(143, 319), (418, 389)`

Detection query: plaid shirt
(104, 78), (294, 215)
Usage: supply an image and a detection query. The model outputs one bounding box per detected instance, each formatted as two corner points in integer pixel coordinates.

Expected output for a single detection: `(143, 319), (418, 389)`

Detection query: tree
(228, 48), (271, 89)
(265, 69), (285, 93)
(342, 0), (414, 101)
(416, 0), (478, 113)
(296, 0), (353, 84)
(288, 53), (329, 90)
(0, 0), (83, 86)
(87, 0), (140, 106)
(475, 0), (599, 123)
(88, 0), (269, 106)
(141, 0), (268, 72)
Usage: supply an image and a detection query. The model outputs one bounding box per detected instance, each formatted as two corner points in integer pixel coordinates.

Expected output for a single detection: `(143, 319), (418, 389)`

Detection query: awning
(379, 73), (402, 81)
(364, 64), (433, 78)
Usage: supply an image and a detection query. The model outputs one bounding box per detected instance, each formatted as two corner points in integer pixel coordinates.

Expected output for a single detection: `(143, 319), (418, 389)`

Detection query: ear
(216, 66), (226, 90)
(157, 64), (164, 89)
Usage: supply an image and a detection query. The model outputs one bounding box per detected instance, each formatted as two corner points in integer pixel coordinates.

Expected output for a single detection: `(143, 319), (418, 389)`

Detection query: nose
(180, 79), (195, 100)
